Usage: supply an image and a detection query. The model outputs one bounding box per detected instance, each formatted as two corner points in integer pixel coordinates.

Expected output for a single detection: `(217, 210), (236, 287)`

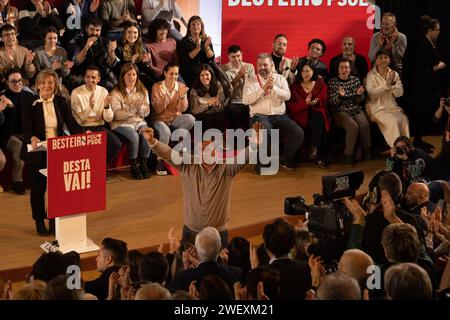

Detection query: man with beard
(72, 16), (115, 90)
(271, 34), (298, 85)
(329, 36), (368, 82)
(368, 12), (407, 77)
(242, 53), (304, 173)
(141, 124), (261, 248)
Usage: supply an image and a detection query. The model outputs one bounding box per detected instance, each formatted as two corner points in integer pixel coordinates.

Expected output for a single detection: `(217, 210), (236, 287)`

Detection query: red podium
(41, 132), (107, 253)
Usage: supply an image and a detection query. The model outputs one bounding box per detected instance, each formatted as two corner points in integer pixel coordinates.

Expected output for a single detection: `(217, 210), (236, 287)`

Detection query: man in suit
(171, 227), (243, 292)
(263, 218), (312, 299)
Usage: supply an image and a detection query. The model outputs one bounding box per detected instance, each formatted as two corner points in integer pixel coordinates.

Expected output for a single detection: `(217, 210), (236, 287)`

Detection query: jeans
(182, 225), (229, 249)
(152, 114), (195, 144)
(250, 113), (304, 163)
(85, 126), (122, 166)
(114, 125), (150, 159)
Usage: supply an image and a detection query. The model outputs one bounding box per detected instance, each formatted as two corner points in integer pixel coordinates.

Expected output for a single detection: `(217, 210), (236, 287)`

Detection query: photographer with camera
(386, 136), (449, 192)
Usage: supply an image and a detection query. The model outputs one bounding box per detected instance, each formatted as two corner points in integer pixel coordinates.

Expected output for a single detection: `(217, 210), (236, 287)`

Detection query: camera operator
(386, 136), (449, 192)
(434, 93), (450, 174)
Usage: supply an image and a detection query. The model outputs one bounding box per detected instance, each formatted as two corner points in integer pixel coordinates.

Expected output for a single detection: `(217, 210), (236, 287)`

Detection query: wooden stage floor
(0, 154), (392, 281)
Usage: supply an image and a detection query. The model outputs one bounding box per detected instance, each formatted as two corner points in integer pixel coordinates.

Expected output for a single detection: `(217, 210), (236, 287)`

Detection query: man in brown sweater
(141, 124), (261, 247)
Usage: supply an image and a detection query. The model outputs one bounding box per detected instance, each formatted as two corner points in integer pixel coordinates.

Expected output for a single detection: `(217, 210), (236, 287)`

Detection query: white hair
(195, 227), (221, 262)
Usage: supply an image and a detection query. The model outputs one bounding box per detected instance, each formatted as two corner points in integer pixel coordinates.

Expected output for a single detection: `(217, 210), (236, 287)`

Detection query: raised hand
(90, 0), (100, 13)
(249, 243), (259, 269)
(103, 94), (112, 108)
(141, 52), (151, 64)
(108, 41), (117, 55)
(356, 86), (365, 95)
(381, 190), (401, 224)
(107, 271), (120, 300)
(256, 281), (270, 300)
(338, 86), (346, 97)
(140, 127), (155, 144)
(131, 53), (140, 64)
(51, 59), (62, 70)
(31, 136), (41, 150)
(167, 227), (180, 254)
(0, 95), (12, 111)
(204, 36), (212, 48)
(308, 254), (326, 288)
(63, 60), (74, 70)
(234, 282), (247, 300)
(219, 248), (229, 265)
(290, 56), (299, 72)
(305, 93), (312, 105)
(89, 91), (95, 108)
(86, 36), (97, 49)
(43, 1), (52, 15)
(342, 197), (366, 225)
(189, 281), (199, 298)
(26, 50), (35, 65)
(179, 86), (189, 98)
(238, 64), (248, 78)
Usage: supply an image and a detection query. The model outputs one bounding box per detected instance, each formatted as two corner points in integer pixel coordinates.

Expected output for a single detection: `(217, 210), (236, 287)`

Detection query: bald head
(339, 249), (374, 288)
(341, 37), (355, 56)
(405, 183), (430, 207)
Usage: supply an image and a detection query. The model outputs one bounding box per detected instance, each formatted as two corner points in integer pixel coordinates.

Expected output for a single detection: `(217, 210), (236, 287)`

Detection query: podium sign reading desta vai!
(47, 132), (106, 218)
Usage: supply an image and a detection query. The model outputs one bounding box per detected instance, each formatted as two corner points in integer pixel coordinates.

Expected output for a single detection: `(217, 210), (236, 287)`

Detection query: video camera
(285, 170), (364, 240)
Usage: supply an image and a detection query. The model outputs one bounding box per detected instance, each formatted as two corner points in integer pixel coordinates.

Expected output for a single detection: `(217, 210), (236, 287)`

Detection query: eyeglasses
(9, 79), (23, 84)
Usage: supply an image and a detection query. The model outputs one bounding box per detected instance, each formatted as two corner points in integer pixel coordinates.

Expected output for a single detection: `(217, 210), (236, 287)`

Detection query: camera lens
(395, 146), (405, 155)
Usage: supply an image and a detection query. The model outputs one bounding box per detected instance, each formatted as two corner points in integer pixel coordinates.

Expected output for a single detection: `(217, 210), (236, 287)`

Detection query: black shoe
(155, 160), (168, 176)
(35, 219), (50, 236)
(48, 219), (55, 234)
(140, 158), (151, 179)
(12, 181), (25, 195)
(363, 148), (372, 161)
(130, 159), (143, 180)
(343, 155), (355, 166)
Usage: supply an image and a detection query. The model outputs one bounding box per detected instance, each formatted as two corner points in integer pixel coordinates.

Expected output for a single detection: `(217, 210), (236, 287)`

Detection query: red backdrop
(47, 132), (106, 218)
(221, 1), (375, 67)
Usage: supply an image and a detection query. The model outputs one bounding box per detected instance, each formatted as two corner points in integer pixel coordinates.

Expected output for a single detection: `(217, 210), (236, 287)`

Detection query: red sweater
(287, 78), (331, 132)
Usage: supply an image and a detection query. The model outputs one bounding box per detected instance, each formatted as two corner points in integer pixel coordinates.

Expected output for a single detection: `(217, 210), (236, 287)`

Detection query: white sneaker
(156, 160), (168, 176)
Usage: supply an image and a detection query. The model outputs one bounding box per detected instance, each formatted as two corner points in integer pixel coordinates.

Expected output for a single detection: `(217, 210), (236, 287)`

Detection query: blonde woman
(21, 69), (83, 236)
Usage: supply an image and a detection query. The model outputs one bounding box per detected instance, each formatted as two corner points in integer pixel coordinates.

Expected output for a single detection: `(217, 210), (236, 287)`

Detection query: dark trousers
(195, 110), (227, 133)
(308, 111), (326, 150)
(182, 225), (229, 249)
(85, 126), (122, 167)
(250, 113), (304, 163)
(29, 161), (47, 221)
(227, 103), (250, 130)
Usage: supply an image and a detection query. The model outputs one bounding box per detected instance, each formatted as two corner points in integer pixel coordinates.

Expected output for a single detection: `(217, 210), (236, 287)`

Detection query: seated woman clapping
(189, 64), (228, 133)
(151, 63), (195, 175)
(287, 59), (330, 168)
(110, 63), (151, 180)
(365, 49), (409, 147)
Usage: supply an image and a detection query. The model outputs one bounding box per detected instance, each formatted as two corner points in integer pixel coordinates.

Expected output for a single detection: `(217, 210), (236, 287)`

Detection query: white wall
(199, 0), (222, 61)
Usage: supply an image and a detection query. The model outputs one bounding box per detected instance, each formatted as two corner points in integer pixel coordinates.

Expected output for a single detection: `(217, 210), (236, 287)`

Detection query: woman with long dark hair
(107, 22), (158, 88)
(110, 63), (151, 180)
(287, 59), (330, 168)
(189, 64), (228, 132)
(413, 15), (447, 153)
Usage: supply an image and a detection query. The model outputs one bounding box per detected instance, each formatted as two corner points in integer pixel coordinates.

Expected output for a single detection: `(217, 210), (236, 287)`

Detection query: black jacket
(20, 94), (83, 166)
(171, 261), (243, 293)
(267, 258), (311, 300)
(84, 265), (121, 300)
